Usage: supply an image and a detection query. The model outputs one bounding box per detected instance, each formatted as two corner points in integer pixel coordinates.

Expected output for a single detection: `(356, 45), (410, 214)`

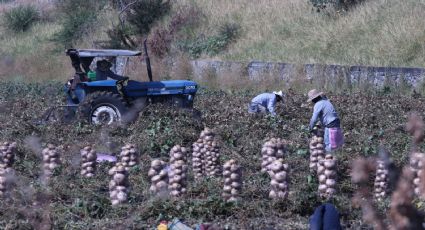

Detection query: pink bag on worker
(329, 128), (344, 150)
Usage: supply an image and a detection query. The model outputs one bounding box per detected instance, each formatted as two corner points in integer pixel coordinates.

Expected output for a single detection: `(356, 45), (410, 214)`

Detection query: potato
(326, 188), (336, 195)
(230, 173), (240, 180)
(414, 178), (420, 185)
(278, 182), (288, 190)
(269, 190), (277, 199)
(223, 185), (232, 192)
(277, 191), (287, 199)
(324, 160), (336, 169)
(109, 190), (118, 199)
(113, 173), (127, 184)
(318, 184), (327, 192)
(324, 169), (336, 178)
(317, 165), (325, 174)
(117, 191), (127, 202)
(325, 179), (336, 187)
(274, 172), (287, 182)
(231, 182), (242, 189)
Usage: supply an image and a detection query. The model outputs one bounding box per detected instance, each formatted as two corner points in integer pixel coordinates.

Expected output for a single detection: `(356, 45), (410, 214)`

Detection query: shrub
(53, 0), (106, 48)
(126, 0), (171, 35)
(149, 4), (201, 57)
(149, 28), (172, 57)
(102, 0), (172, 50)
(100, 24), (136, 49)
(310, 0), (366, 12)
(3, 5), (40, 32)
(178, 22), (241, 58)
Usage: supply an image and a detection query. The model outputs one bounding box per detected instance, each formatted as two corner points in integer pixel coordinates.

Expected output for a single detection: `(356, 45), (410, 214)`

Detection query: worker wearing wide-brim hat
(308, 89), (344, 152)
(248, 90), (285, 117)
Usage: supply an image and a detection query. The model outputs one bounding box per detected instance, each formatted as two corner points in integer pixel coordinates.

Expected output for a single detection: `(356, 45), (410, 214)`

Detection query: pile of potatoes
(409, 152), (425, 196)
(80, 146), (97, 178)
(261, 138), (286, 174)
(148, 159), (168, 194)
(318, 154), (337, 198)
(222, 159), (242, 202)
(192, 128), (221, 179)
(268, 159), (289, 200)
(191, 138), (204, 179)
(119, 144), (139, 170)
(42, 144), (61, 178)
(0, 142), (17, 168)
(0, 164), (12, 198)
(108, 162), (129, 206)
(309, 131), (325, 173)
(374, 159), (388, 200)
(168, 145), (188, 197)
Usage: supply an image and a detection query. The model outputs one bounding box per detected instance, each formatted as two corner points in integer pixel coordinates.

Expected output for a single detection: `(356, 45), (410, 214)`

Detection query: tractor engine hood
(125, 80), (198, 97)
(80, 80), (198, 97)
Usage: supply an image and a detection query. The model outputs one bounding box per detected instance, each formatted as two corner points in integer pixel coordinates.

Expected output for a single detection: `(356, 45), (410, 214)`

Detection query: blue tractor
(42, 41), (198, 125)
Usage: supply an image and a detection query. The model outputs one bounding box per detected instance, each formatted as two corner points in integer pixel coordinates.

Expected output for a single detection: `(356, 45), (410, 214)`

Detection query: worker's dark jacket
(95, 69), (126, 81)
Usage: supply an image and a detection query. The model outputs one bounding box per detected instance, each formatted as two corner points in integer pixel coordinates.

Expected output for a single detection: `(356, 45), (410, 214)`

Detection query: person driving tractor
(95, 59), (126, 81)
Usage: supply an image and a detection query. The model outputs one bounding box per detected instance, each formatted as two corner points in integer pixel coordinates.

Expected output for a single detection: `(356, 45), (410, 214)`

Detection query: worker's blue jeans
(309, 203), (342, 230)
(324, 127), (331, 152)
(64, 84), (85, 106)
(248, 102), (267, 114)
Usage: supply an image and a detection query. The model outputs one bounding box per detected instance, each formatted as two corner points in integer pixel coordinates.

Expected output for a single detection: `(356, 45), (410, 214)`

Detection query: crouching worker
(248, 91), (284, 117)
(307, 89), (344, 152)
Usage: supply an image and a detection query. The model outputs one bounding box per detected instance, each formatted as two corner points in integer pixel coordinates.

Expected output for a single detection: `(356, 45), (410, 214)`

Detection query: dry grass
(0, 21), (69, 81)
(184, 0), (425, 67)
(1, 0), (425, 86)
(0, 3), (117, 82)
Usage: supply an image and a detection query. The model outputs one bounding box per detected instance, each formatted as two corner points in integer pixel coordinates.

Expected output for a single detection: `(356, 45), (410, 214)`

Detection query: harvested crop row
(148, 159), (168, 194)
(119, 144), (139, 170)
(192, 128), (221, 179)
(268, 159), (289, 200)
(80, 145), (97, 178)
(169, 145), (188, 197)
(108, 162), (130, 206)
(309, 125), (325, 173)
(222, 159), (242, 202)
(318, 154), (337, 198)
(261, 138), (286, 174)
(374, 159), (388, 200)
(42, 144), (61, 179)
(0, 142), (17, 168)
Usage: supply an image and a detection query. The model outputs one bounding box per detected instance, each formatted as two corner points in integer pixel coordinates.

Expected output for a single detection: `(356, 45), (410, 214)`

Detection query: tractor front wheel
(78, 92), (133, 125)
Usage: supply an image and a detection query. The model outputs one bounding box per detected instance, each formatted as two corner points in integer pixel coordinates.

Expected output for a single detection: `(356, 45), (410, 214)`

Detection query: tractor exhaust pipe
(143, 39), (153, 82)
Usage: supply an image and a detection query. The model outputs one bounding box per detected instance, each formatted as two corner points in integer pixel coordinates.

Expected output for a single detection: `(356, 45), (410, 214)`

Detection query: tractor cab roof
(66, 49), (142, 58)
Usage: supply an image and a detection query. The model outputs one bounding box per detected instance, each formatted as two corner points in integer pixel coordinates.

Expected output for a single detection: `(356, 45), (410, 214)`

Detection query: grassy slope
(1, 0), (425, 82)
(193, 0), (425, 67)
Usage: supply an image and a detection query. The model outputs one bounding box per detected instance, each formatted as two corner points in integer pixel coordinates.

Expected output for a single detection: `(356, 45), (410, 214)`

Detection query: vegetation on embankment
(0, 0), (425, 83)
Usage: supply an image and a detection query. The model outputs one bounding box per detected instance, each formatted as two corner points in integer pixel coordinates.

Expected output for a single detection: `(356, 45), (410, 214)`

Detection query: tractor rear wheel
(78, 92), (133, 125)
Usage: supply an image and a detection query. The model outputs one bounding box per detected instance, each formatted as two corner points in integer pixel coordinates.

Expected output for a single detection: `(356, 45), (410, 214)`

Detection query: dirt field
(0, 82), (424, 229)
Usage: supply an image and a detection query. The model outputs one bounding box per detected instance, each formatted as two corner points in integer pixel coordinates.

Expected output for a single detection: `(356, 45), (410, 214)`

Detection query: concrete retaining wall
(190, 60), (425, 92)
